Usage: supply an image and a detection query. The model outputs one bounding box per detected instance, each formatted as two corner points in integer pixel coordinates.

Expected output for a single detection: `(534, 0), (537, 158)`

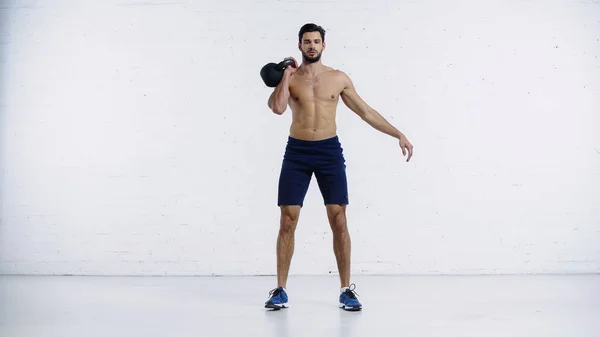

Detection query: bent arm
(268, 72), (292, 115)
(339, 72), (403, 139)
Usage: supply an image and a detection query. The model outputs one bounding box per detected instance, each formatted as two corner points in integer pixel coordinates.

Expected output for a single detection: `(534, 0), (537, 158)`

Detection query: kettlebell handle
(276, 59), (296, 70)
(260, 58), (297, 88)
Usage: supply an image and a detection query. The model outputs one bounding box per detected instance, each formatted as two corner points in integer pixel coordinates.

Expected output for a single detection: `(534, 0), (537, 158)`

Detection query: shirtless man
(264, 23), (413, 311)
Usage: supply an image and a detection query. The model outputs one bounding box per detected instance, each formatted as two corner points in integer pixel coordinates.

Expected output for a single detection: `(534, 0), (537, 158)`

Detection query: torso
(287, 66), (345, 141)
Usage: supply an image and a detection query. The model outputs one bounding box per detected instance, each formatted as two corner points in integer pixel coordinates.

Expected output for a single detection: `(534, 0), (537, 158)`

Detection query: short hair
(298, 23), (326, 43)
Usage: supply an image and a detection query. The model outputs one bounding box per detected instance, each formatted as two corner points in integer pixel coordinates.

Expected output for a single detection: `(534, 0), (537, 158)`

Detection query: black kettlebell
(260, 59), (297, 87)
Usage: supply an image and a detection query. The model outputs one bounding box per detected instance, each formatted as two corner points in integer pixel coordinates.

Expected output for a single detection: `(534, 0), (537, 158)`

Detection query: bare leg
(277, 205), (301, 288)
(326, 204), (351, 288)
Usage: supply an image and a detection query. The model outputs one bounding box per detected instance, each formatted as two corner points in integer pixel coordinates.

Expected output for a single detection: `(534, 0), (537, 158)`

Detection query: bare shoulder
(327, 69), (353, 89)
(325, 68), (349, 83)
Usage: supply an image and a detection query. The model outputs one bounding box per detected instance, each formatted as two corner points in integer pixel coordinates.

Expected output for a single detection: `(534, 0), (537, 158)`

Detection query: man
(264, 23), (413, 311)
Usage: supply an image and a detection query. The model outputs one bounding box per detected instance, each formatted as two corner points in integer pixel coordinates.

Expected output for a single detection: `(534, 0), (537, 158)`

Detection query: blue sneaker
(264, 286), (289, 310)
(339, 284), (362, 311)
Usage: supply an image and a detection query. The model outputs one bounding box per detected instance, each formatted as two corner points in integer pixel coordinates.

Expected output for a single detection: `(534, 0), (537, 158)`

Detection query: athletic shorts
(277, 135), (348, 207)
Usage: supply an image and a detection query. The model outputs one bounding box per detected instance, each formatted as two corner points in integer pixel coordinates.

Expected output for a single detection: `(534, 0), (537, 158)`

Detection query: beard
(302, 50), (322, 63)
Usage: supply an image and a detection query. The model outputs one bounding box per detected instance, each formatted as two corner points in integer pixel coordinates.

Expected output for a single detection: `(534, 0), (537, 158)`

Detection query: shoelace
(269, 287), (282, 297)
(345, 283), (359, 299)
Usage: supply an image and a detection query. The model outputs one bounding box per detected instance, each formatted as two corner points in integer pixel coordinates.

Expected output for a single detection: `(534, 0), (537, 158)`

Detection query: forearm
(362, 108), (402, 139)
(268, 74), (291, 114)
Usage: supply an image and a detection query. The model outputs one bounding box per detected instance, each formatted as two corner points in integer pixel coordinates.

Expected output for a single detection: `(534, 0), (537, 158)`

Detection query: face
(298, 31), (325, 64)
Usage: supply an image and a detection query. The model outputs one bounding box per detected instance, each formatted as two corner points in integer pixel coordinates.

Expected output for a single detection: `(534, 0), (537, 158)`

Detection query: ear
(298, 42), (301, 51)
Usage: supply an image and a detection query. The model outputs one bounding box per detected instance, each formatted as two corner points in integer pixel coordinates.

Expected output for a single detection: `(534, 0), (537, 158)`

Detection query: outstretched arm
(339, 72), (414, 162)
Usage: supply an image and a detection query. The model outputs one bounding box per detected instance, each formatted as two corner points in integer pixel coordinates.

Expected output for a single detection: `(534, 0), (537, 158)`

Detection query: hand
(283, 56), (298, 75)
(398, 133), (413, 162)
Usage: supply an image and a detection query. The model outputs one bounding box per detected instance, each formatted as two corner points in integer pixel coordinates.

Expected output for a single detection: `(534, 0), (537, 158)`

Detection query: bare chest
(289, 74), (342, 104)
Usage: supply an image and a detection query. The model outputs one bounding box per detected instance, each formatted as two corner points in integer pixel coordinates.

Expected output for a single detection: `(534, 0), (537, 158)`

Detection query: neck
(300, 60), (323, 76)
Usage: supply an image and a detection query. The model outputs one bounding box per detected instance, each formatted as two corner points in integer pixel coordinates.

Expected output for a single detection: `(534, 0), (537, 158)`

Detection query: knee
(328, 207), (347, 234)
(279, 208), (299, 235)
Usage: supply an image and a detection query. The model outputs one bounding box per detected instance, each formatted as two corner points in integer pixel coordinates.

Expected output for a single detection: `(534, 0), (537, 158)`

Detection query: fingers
(283, 57), (298, 73)
(400, 139), (413, 162)
(284, 56), (298, 67)
(284, 65), (297, 74)
(406, 144), (413, 162)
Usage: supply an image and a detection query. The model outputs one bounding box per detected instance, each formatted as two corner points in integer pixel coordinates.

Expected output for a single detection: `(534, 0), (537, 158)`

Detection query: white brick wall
(1, 0), (599, 276)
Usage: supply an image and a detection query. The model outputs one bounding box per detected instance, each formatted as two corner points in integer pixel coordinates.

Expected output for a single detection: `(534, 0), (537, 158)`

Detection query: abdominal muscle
(288, 92), (340, 141)
(289, 106), (337, 140)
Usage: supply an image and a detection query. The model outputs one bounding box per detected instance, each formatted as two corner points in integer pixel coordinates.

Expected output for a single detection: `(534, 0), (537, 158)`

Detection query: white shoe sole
(265, 302), (289, 310)
(339, 303), (362, 311)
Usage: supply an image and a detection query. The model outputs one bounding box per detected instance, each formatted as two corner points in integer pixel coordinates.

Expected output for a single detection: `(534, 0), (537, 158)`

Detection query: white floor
(0, 274), (599, 337)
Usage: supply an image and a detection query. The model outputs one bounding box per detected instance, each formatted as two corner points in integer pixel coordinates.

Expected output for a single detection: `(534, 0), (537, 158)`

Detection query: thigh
(278, 158), (313, 207)
(314, 160), (348, 206)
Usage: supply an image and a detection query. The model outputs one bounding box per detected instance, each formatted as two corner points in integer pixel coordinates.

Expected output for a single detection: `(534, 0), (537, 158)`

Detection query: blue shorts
(277, 136), (348, 207)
